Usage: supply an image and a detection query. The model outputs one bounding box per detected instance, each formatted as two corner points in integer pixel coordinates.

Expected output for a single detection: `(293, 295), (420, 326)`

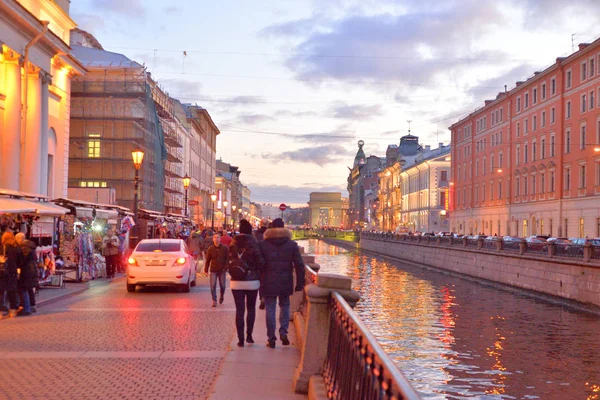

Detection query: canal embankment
(360, 234), (600, 308)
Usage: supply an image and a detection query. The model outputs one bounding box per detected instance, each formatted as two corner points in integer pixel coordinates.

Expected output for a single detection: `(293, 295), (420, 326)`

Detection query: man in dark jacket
(259, 218), (305, 348)
(16, 233), (38, 315)
(204, 234), (229, 307)
(254, 218), (269, 310)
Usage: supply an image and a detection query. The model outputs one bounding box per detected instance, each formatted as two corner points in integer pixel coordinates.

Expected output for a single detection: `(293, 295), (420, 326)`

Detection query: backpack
(229, 248), (249, 281)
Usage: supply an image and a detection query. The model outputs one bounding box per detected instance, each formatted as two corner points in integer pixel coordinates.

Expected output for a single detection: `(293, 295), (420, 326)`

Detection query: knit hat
(239, 219), (252, 234)
(272, 218), (284, 228)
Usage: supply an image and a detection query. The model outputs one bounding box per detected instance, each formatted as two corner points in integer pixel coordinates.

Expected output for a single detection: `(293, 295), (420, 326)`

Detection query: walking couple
(204, 218), (305, 348)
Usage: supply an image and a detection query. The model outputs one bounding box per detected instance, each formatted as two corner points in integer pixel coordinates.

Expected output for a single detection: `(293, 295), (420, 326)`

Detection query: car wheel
(127, 284), (136, 293)
(181, 278), (191, 293)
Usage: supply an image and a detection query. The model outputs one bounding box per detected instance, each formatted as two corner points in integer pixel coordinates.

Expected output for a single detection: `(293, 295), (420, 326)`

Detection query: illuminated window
(88, 134), (101, 158)
(79, 181), (108, 188)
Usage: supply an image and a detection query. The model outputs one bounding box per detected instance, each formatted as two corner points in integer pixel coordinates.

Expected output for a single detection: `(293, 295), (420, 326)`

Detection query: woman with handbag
(229, 219), (264, 347)
(0, 231), (22, 318)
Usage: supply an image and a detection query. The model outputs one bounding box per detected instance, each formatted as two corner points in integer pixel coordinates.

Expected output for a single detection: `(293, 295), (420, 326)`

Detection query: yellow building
(0, 0), (85, 197)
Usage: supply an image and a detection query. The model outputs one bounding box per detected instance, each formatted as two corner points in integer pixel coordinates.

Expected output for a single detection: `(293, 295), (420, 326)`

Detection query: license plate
(146, 260), (166, 266)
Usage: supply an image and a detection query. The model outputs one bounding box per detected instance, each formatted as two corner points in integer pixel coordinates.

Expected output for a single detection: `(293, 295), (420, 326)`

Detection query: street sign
(188, 200), (199, 206)
(279, 203), (287, 211)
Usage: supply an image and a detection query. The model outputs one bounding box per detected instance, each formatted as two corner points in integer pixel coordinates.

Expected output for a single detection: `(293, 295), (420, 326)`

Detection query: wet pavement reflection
(298, 239), (600, 399)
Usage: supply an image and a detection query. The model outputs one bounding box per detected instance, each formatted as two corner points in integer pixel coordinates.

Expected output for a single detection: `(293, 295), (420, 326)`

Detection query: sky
(70, 0), (600, 207)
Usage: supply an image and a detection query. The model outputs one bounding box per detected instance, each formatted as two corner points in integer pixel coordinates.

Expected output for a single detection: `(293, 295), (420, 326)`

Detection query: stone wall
(360, 238), (600, 308)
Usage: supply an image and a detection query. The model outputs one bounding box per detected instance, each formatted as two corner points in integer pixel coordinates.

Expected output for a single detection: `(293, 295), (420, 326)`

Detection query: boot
(246, 334), (254, 344)
(8, 309), (18, 318)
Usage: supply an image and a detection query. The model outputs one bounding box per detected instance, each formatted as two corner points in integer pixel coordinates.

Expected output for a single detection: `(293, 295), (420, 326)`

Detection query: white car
(126, 239), (197, 293)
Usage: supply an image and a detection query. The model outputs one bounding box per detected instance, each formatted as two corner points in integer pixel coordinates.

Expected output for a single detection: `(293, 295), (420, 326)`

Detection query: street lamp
(232, 205), (237, 228)
(210, 193), (217, 230)
(223, 200), (228, 230)
(131, 148), (145, 247)
(182, 174), (191, 218)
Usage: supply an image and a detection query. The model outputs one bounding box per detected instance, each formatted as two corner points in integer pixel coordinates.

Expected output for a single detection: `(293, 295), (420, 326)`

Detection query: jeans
(19, 288), (31, 313)
(28, 287), (36, 307)
(209, 271), (226, 301)
(264, 295), (290, 341)
(232, 289), (258, 342)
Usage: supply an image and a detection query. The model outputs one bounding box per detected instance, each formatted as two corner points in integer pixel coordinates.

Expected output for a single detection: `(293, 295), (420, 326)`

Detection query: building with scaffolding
(68, 29), (218, 225)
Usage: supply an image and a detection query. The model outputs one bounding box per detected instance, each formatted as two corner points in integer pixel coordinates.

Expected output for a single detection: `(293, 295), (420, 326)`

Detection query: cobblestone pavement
(0, 275), (236, 400)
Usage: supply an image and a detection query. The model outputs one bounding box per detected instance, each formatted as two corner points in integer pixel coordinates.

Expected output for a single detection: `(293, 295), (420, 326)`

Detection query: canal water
(297, 239), (600, 399)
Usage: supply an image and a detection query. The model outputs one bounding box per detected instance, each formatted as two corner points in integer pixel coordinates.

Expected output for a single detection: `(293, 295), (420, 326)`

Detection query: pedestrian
(0, 231), (22, 318)
(254, 218), (269, 310)
(102, 228), (119, 279)
(220, 230), (232, 246)
(15, 233), (38, 316)
(228, 219), (264, 347)
(204, 233), (229, 307)
(259, 218), (305, 348)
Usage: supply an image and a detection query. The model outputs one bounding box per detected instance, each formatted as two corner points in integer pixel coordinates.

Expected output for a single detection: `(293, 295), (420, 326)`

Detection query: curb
(37, 286), (90, 308)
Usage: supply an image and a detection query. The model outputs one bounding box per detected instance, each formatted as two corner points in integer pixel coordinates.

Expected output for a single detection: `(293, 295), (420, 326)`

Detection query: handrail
(324, 292), (421, 400)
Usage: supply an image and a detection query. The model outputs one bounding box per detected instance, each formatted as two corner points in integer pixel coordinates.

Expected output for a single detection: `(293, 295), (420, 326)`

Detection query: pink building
(450, 38), (600, 238)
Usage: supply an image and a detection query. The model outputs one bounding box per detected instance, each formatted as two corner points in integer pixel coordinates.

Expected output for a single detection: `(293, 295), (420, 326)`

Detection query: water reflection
(298, 239), (600, 399)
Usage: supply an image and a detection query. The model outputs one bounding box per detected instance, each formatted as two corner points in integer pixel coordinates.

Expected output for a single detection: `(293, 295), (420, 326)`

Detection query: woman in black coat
(0, 231), (22, 318)
(16, 233), (38, 315)
(229, 219), (264, 347)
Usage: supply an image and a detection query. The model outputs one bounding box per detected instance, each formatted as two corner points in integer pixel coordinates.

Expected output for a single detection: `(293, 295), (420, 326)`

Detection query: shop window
(87, 134), (101, 158)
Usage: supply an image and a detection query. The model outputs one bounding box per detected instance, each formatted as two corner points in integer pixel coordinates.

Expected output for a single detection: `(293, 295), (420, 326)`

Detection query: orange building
(450, 38), (600, 238)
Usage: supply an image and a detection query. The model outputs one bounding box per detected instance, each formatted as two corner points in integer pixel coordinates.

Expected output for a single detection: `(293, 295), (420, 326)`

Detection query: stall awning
(95, 209), (119, 219)
(75, 207), (94, 218)
(0, 198), (68, 216)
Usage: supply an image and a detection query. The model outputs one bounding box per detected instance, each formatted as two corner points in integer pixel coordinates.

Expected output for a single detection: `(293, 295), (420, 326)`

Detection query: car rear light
(128, 257), (138, 266)
(176, 257), (186, 265)
(176, 275), (183, 279)
(129, 275), (135, 279)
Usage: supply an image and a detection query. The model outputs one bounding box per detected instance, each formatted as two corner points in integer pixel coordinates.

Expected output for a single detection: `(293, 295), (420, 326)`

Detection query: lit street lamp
(210, 193), (217, 230)
(223, 200), (229, 230)
(182, 174), (191, 218)
(131, 148), (145, 248)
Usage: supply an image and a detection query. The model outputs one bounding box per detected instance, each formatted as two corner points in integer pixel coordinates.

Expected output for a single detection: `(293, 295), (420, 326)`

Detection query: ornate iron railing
(324, 292), (420, 400)
(299, 265), (318, 318)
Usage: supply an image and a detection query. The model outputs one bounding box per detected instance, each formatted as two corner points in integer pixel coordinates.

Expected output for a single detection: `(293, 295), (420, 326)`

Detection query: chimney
(439, 142), (444, 149)
(579, 43), (590, 51)
(425, 145), (431, 151)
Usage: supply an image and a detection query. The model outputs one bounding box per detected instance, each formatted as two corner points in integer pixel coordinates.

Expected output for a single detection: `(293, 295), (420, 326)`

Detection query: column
(21, 68), (42, 194)
(39, 72), (50, 196)
(1, 53), (21, 190)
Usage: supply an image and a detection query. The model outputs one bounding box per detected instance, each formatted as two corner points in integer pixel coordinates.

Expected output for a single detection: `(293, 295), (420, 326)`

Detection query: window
(565, 167), (571, 190)
(566, 101), (571, 119)
(551, 134), (556, 157)
(457, 166), (461, 182)
(524, 143), (528, 163)
(533, 88), (537, 104)
(581, 125), (586, 150)
(582, 62), (587, 81)
(565, 219), (568, 237)
(591, 58), (596, 77)
(550, 171), (555, 192)
(533, 115), (537, 131)
(565, 130), (571, 153)
(591, 91), (595, 109)
(517, 122), (521, 137)
(541, 173), (545, 193)
(440, 190), (446, 207)
(491, 155), (495, 172)
(517, 97), (521, 112)
(551, 78), (556, 95)
(596, 161), (600, 186)
(475, 160), (479, 176)
(441, 170), (448, 181)
(582, 94), (587, 113)
(483, 157), (487, 175)
(491, 183), (494, 200)
(580, 218), (585, 238)
(532, 175), (536, 195)
(516, 145), (521, 166)
(525, 119), (529, 134)
(516, 178), (520, 196)
(551, 107), (556, 124)
(580, 165), (586, 188)
(541, 111), (546, 127)
(500, 108), (503, 122)
(532, 141), (537, 161)
(87, 134), (101, 158)
(566, 70), (572, 88)
(541, 138), (546, 159)
(499, 152), (503, 167)
(482, 184), (486, 201)
(498, 181), (502, 199)
(524, 176), (529, 195)
(79, 181), (108, 188)
(542, 83), (546, 100)
(525, 93), (529, 108)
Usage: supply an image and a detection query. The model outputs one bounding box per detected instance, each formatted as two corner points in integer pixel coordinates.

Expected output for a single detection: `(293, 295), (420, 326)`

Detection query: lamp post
(232, 205), (237, 228)
(223, 200), (228, 230)
(210, 193), (217, 230)
(182, 174), (191, 219)
(131, 148), (145, 248)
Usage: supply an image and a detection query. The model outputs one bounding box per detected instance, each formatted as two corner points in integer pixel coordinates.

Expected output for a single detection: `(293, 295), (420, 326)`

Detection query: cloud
(274, 109), (318, 118)
(237, 113), (276, 125)
(467, 64), (534, 101)
(91, 0), (146, 18)
(330, 103), (384, 119)
(158, 78), (203, 101)
(72, 12), (106, 32)
(261, 144), (354, 166)
(259, 17), (321, 38)
(164, 6), (178, 14)
(248, 183), (347, 205)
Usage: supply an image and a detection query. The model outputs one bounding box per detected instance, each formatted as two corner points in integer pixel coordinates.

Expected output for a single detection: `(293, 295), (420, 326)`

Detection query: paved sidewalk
(36, 273), (126, 307)
(209, 307), (307, 400)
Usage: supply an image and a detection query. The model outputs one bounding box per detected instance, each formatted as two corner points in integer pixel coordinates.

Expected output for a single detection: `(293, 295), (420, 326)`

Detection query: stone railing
(292, 257), (419, 399)
(361, 232), (597, 263)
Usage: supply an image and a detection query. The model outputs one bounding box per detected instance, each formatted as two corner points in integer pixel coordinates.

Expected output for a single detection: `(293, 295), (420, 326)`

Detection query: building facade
(450, 38), (600, 238)
(379, 136), (451, 233)
(0, 0), (85, 197)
